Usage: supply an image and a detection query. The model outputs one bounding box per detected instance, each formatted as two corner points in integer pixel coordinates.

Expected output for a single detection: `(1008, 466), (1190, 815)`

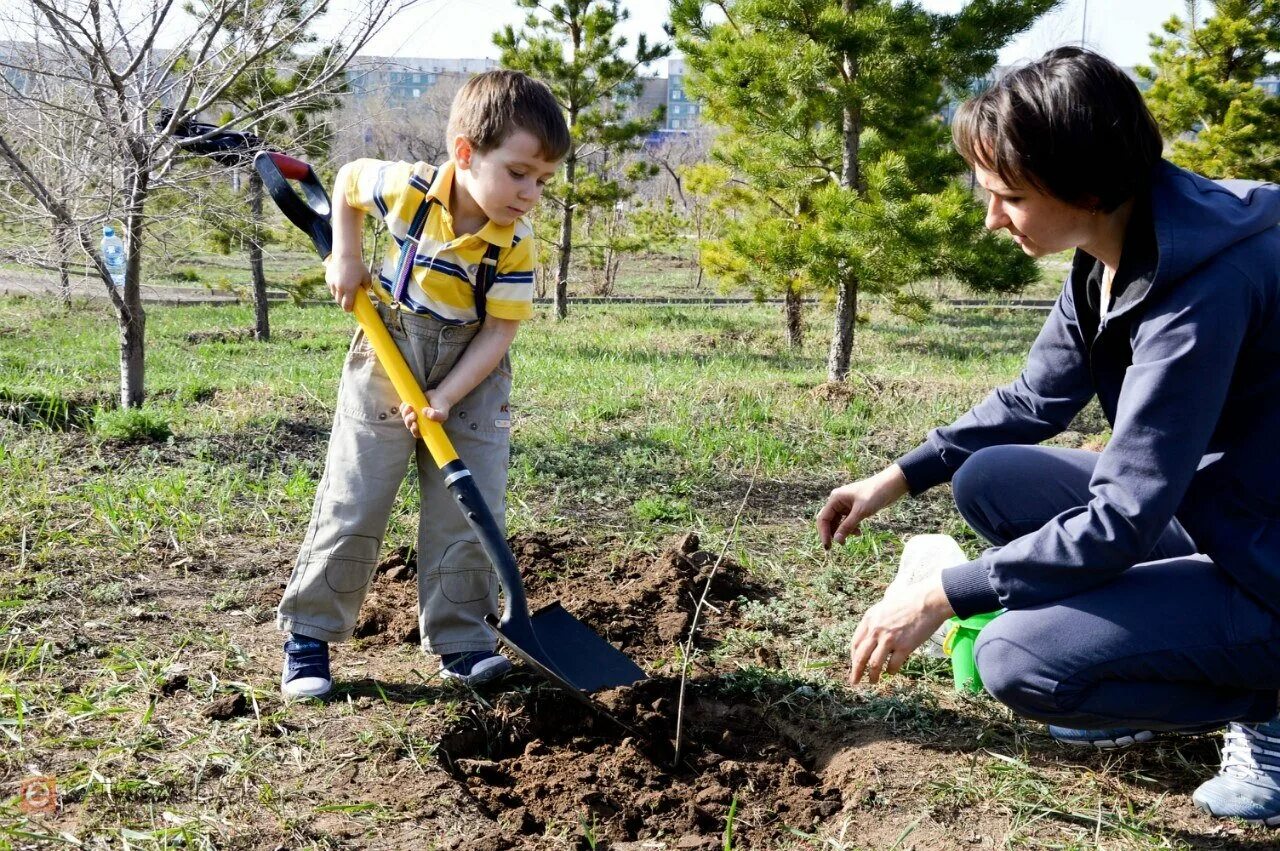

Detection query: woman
(817, 47), (1280, 826)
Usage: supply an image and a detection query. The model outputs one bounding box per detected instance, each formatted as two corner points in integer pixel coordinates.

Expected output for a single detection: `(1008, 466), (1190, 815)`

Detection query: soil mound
(353, 531), (766, 658)
(314, 531), (800, 847)
(438, 676), (841, 849)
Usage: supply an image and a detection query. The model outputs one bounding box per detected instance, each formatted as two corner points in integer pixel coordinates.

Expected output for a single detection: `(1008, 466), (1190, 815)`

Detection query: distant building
(626, 75), (669, 123)
(666, 58), (703, 131)
(341, 55), (707, 132)
(346, 56), (498, 101)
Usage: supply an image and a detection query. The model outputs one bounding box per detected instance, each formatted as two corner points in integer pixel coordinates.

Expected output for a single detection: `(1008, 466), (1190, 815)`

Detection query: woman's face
(975, 164), (1097, 257)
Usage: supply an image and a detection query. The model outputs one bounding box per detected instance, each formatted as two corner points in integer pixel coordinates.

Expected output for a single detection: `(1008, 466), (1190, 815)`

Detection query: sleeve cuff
(941, 561), (1002, 619)
(895, 440), (953, 495)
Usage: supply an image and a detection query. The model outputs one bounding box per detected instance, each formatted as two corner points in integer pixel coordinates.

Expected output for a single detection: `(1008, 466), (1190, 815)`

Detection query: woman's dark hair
(953, 47), (1164, 212)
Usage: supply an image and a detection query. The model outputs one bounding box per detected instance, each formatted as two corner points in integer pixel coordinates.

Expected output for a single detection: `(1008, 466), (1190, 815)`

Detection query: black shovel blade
(488, 603), (646, 694)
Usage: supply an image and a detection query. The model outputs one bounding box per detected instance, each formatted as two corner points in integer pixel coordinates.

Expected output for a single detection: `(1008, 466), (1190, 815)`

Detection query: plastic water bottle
(101, 226), (126, 289)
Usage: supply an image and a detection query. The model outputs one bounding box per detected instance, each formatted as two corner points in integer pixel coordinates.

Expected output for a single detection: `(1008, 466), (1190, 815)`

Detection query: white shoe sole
(281, 674), (332, 699)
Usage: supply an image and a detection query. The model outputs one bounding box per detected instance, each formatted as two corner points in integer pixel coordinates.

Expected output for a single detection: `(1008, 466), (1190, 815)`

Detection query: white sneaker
(1193, 719), (1280, 827)
(889, 534), (968, 659)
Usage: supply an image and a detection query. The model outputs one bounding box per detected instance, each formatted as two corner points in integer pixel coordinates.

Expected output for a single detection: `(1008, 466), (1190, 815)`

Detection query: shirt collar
(418, 160), (516, 248)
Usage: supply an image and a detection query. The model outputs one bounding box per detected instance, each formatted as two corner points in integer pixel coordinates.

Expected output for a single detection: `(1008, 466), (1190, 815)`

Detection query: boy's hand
(399, 395), (451, 438)
(326, 254), (370, 312)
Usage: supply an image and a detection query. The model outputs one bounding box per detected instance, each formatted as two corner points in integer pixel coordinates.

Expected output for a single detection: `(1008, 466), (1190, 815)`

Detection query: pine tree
(672, 0), (1053, 382)
(496, 0), (669, 319)
(1140, 0), (1280, 182)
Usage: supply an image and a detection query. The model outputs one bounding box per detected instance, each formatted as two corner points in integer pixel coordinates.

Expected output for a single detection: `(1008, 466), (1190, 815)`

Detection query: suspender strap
(389, 163), (504, 323)
(474, 242), (502, 323)
(389, 195), (436, 305)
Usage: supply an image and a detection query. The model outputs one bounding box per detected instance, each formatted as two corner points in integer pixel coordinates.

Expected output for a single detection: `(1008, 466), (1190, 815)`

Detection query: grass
(0, 292), (1252, 849)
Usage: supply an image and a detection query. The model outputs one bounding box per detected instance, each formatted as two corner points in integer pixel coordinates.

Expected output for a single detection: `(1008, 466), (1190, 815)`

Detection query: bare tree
(0, 0), (408, 407)
(636, 128), (713, 288)
(332, 71), (464, 166)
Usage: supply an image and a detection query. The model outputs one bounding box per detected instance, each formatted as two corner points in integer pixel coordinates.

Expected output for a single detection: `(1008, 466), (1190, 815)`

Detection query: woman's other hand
(848, 577), (954, 685)
(817, 464), (910, 548)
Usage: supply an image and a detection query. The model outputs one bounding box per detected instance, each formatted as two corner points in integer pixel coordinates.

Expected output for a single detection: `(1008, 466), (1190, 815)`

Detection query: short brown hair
(446, 69), (570, 161)
(953, 47), (1163, 212)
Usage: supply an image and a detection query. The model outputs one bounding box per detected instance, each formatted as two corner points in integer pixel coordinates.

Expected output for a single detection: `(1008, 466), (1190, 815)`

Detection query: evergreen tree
(672, 0), (1053, 382)
(496, 0), (670, 319)
(1140, 0), (1280, 182)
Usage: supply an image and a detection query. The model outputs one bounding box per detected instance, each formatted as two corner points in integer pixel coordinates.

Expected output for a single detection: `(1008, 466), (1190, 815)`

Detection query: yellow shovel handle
(352, 294), (460, 467)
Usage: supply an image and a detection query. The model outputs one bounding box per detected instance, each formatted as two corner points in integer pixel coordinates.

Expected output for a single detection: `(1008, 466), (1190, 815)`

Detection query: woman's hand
(848, 577), (954, 685)
(398, 393), (452, 438)
(817, 465), (910, 548)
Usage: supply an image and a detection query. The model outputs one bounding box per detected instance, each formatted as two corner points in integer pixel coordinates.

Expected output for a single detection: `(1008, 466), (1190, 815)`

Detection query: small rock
(670, 532), (700, 554)
(523, 739), (548, 757)
(159, 673), (189, 696)
(676, 834), (715, 850)
(753, 646), (780, 668)
(384, 564), (414, 582)
(456, 759), (508, 784)
(694, 783), (732, 806)
(202, 691), (249, 720)
(656, 611), (691, 642)
(717, 760), (745, 786)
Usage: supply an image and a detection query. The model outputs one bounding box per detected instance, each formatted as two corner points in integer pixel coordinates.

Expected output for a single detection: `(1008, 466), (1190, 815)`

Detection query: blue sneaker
(440, 651), (511, 687)
(1049, 722), (1223, 750)
(281, 634), (331, 699)
(1193, 719), (1280, 828)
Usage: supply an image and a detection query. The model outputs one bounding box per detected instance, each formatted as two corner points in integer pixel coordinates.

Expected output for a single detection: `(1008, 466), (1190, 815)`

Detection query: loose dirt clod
(202, 691), (249, 720)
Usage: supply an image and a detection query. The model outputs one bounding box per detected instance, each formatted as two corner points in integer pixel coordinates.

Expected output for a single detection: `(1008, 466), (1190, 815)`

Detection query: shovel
(254, 151), (647, 700)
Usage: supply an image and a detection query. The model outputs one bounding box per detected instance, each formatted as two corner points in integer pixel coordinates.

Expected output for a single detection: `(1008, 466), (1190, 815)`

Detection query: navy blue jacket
(896, 161), (1280, 619)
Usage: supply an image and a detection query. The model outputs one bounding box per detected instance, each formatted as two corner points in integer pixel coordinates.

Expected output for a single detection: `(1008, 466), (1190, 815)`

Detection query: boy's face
(455, 129), (561, 227)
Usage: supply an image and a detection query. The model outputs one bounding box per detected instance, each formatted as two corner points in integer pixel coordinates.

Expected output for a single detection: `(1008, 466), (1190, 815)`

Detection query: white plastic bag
(887, 534), (968, 659)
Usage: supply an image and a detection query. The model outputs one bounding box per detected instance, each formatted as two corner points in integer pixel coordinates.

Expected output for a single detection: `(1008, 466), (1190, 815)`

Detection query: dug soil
(318, 531), (1245, 850)
(347, 530), (861, 848)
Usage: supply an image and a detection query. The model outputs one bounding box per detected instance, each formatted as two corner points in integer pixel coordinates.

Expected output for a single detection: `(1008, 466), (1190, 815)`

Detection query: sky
(347, 0), (1188, 69)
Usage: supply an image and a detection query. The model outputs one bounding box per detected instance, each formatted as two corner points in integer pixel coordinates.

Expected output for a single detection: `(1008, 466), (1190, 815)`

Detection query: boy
(276, 70), (569, 697)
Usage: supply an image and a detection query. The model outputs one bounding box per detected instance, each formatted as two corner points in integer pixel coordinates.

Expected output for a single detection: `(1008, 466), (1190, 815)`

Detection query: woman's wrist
(875, 464), (910, 504)
(922, 578), (956, 620)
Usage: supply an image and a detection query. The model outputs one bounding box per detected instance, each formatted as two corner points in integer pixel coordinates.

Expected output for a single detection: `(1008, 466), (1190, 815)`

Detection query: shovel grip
(352, 295), (458, 467)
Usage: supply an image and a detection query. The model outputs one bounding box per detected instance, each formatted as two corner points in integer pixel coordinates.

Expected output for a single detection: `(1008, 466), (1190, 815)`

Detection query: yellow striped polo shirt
(345, 158), (536, 323)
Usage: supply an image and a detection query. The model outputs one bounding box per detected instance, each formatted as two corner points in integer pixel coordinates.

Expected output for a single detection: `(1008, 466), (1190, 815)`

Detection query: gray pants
(957, 445), (1280, 729)
(277, 302), (511, 655)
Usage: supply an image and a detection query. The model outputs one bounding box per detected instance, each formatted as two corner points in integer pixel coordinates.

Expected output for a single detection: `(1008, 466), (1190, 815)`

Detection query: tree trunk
(55, 222), (71, 307)
(119, 182), (148, 408)
(826, 277), (857, 382)
(784, 282), (803, 349)
(249, 170), (270, 341)
(554, 152), (577, 320)
(827, 10), (861, 383)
